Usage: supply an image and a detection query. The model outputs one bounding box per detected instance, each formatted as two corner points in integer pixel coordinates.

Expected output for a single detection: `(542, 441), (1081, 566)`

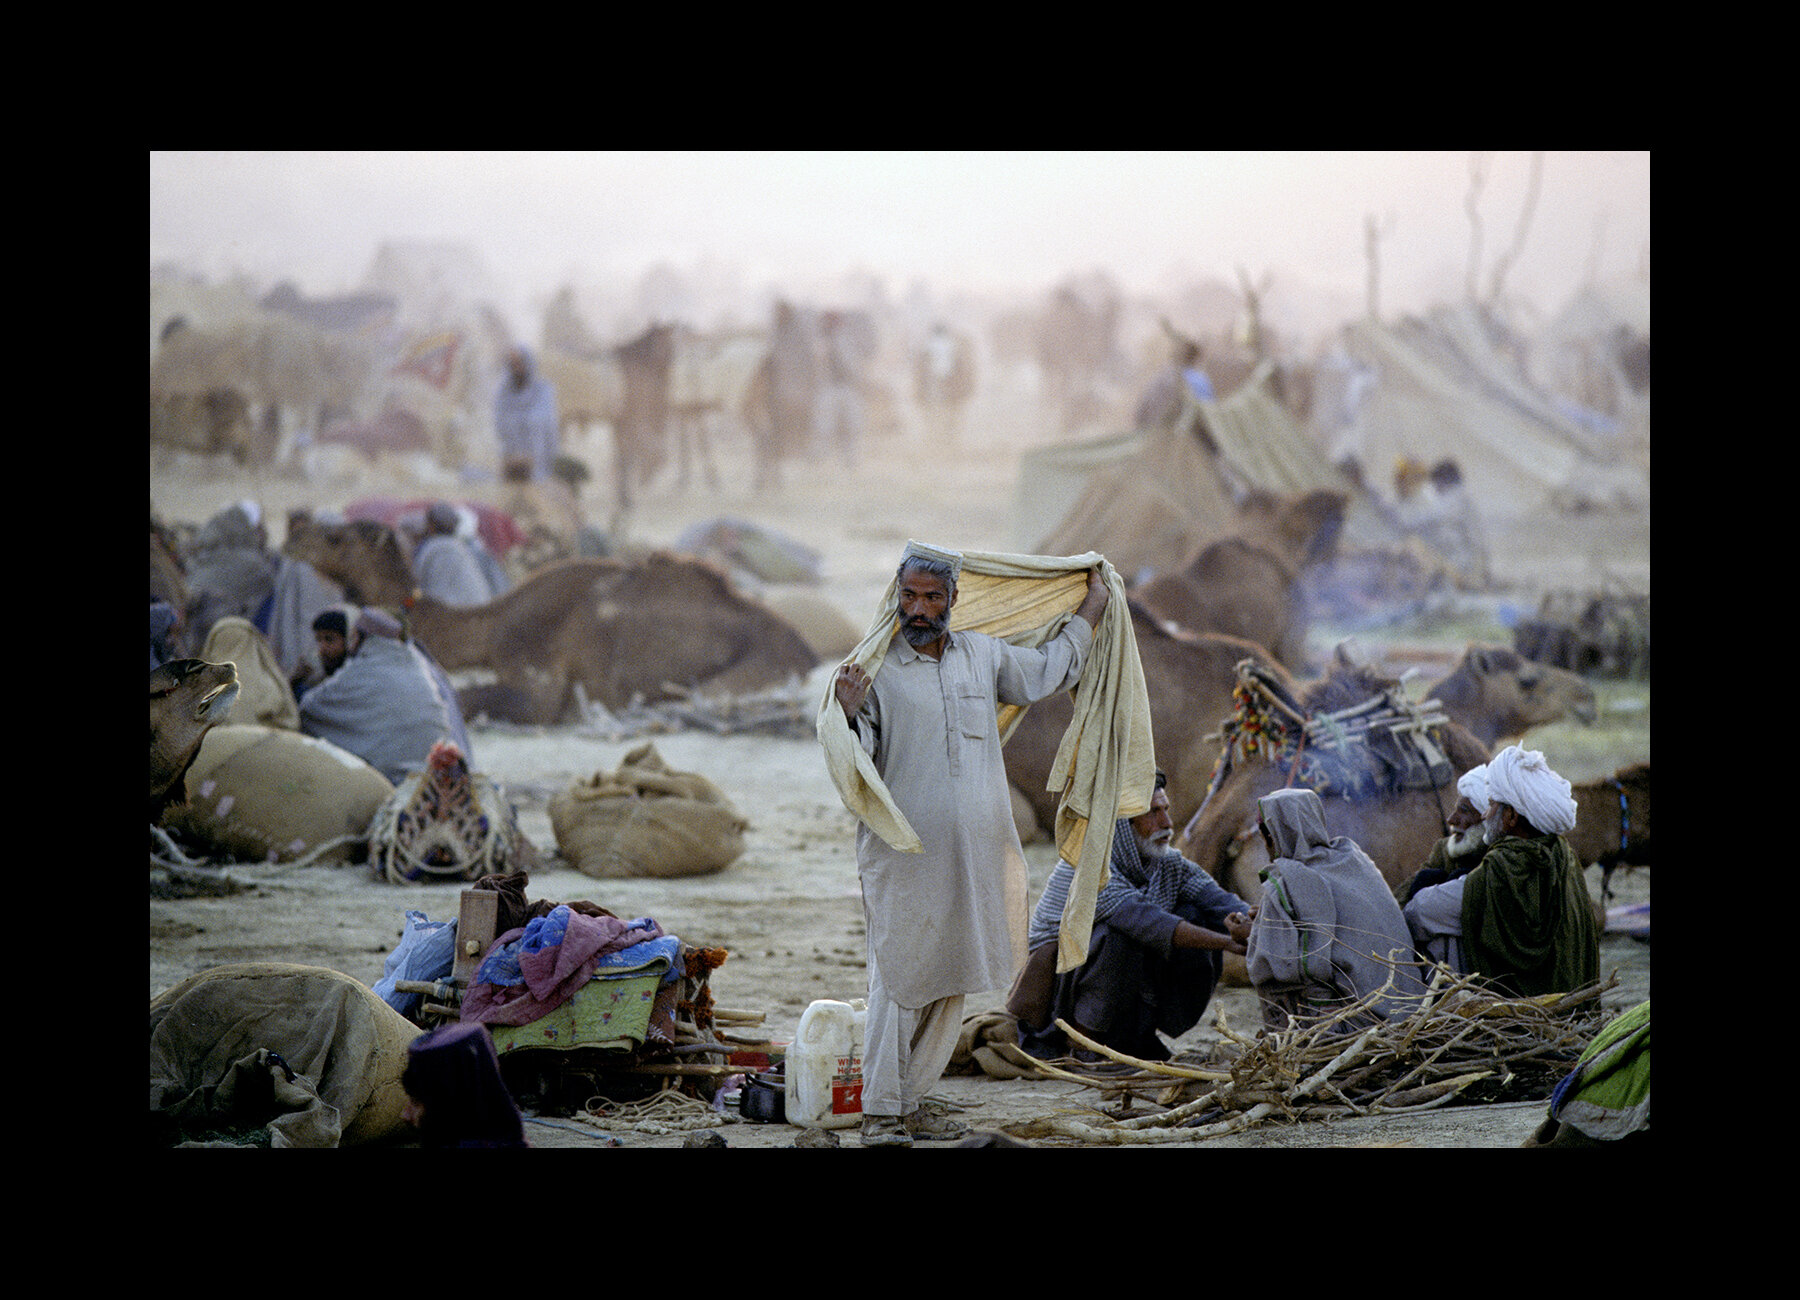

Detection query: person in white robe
(832, 542), (1109, 1146)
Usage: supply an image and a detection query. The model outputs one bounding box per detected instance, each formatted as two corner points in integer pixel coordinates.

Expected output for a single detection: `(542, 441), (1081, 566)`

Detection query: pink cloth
(461, 907), (665, 1027)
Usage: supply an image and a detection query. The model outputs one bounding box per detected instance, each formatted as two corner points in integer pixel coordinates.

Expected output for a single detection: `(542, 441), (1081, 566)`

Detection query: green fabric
(1461, 833), (1599, 996)
(1551, 1000), (1650, 1140)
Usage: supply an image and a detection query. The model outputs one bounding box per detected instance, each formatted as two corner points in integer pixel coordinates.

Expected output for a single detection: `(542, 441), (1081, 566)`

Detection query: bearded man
(1011, 770), (1253, 1065)
(1399, 763), (1495, 973)
(1404, 746), (1599, 996)
(832, 542), (1109, 1146)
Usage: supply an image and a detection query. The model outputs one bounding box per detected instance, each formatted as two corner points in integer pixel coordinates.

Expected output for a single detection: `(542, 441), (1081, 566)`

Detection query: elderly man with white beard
(1399, 763), (1496, 974)
(1404, 746), (1600, 996)
(1010, 770), (1254, 1066)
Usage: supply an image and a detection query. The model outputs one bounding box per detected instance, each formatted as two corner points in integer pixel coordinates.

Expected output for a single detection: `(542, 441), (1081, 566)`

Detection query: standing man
(833, 543), (1109, 1146)
(493, 346), (560, 483)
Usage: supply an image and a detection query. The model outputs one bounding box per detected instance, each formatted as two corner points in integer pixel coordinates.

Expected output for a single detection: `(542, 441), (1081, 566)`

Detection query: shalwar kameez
(848, 617), (1092, 1116)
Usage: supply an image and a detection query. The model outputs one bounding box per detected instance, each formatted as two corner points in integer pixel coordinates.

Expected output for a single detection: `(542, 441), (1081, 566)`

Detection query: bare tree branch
(1464, 151), (1490, 301)
(1485, 150), (1545, 305)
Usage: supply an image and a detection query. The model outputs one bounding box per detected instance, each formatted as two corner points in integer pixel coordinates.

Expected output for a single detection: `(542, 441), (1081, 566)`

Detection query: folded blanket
(816, 545), (1156, 972)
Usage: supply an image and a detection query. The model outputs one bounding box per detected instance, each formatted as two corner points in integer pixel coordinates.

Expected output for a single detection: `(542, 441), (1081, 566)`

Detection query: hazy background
(149, 150), (1649, 344)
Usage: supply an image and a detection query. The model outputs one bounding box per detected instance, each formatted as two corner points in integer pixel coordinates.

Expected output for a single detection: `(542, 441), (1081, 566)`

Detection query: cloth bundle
(816, 546), (1156, 972)
(549, 742), (748, 879)
(461, 905), (667, 1027)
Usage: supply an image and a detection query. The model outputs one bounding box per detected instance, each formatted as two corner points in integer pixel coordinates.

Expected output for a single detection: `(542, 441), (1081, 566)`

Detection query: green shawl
(1462, 832), (1599, 996)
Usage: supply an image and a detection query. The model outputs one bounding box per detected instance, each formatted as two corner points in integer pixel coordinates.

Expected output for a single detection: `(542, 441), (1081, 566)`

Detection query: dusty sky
(149, 150), (1649, 332)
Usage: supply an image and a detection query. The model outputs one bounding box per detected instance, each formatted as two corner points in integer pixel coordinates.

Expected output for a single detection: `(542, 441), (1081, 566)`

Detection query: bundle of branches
(1006, 964), (1619, 1146)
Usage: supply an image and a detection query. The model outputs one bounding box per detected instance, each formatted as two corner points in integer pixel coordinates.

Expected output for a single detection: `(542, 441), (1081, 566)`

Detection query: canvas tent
(1531, 281), (1651, 442)
(1324, 304), (1648, 520)
(1019, 361), (1366, 582)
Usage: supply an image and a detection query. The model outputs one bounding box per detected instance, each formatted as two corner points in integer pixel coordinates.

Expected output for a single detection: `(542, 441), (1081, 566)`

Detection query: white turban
(1485, 745), (1577, 836)
(1456, 764), (1490, 814)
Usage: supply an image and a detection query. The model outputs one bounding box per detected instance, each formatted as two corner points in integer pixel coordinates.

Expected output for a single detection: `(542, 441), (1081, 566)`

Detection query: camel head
(150, 658), (239, 820)
(284, 515), (416, 608)
(1430, 644), (1599, 750)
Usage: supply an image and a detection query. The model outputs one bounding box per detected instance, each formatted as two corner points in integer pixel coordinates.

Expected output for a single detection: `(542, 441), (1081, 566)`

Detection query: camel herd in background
(152, 471), (1643, 916)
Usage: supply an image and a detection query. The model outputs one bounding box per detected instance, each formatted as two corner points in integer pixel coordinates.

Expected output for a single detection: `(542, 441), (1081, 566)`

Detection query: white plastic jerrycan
(787, 997), (869, 1129)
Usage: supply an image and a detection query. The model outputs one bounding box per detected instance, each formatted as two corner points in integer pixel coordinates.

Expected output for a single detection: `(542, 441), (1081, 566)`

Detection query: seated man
(1012, 771), (1253, 1064)
(289, 605), (357, 702)
(1398, 763), (1493, 973)
(1406, 744), (1600, 998)
(1247, 786), (1428, 1030)
(298, 607), (471, 785)
(414, 501), (499, 608)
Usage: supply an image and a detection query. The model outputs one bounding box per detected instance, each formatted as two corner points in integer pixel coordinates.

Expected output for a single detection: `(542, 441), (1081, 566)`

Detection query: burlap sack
(549, 741), (748, 879)
(199, 615), (300, 729)
(159, 724), (394, 863)
(149, 962), (421, 1147)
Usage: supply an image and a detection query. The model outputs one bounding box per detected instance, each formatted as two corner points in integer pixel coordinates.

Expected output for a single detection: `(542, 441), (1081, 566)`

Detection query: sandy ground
(150, 403), (1650, 1149)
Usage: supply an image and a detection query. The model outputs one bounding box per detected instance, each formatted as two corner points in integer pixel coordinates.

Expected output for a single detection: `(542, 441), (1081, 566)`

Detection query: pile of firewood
(1007, 965), (1618, 1145)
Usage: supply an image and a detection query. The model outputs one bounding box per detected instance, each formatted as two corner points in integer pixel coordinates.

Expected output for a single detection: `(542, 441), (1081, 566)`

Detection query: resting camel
(1133, 489), (1347, 673)
(1004, 600), (1283, 840)
(150, 658), (240, 820)
(1006, 618), (1599, 843)
(283, 517), (818, 724)
(1173, 653), (1495, 907)
(1427, 644), (1597, 748)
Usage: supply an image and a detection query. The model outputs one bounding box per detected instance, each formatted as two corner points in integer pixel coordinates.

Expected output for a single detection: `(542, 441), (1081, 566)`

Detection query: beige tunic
(852, 620), (1092, 1008)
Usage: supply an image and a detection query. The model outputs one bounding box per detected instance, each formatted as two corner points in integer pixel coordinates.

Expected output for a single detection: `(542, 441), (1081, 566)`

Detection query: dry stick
(1056, 1019), (1234, 1082)
(1374, 1071), (1495, 1112)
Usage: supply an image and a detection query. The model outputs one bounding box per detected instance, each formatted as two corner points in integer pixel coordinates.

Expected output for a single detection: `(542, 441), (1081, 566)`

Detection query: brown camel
(1135, 537), (1309, 671)
(1172, 653), (1495, 906)
(283, 517), (818, 724)
(1426, 644), (1597, 748)
(150, 658), (240, 820)
(1133, 490), (1347, 673)
(1006, 619), (1598, 844)
(1568, 762), (1650, 898)
(1003, 600), (1284, 838)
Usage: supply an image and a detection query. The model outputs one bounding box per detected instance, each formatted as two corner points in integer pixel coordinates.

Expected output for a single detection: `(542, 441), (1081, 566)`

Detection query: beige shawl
(817, 546), (1156, 972)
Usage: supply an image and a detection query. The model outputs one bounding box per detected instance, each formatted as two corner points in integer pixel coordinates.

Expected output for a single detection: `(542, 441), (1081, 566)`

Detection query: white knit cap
(1456, 764), (1490, 815)
(1485, 745), (1577, 835)
(901, 540), (964, 585)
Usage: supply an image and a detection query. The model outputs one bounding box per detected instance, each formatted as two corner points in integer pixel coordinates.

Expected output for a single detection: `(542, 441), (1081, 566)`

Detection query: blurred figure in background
(494, 346), (560, 483)
(914, 321), (975, 447)
(414, 501), (499, 607)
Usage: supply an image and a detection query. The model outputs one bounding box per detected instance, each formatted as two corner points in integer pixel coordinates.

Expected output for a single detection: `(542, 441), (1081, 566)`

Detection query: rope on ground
(578, 1086), (739, 1136)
